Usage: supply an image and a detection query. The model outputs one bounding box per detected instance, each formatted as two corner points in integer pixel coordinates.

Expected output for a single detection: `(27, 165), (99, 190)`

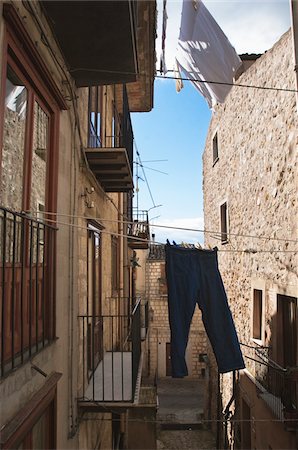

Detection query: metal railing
(78, 298), (142, 403)
(0, 207), (56, 377)
(127, 209), (149, 242)
(88, 85), (133, 173)
(253, 347), (297, 423)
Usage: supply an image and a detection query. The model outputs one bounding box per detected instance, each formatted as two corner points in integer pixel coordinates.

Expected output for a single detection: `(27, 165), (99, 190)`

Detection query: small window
(220, 202), (228, 243)
(252, 289), (263, 340)
(212, 132), (219, 165)
(111, 235), (119, 293)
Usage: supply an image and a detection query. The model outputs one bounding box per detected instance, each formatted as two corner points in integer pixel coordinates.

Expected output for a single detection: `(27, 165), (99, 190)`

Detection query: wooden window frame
(0, 372), (61, 449)
(0, 5), (64, 213)
(0, 4), (66, 374)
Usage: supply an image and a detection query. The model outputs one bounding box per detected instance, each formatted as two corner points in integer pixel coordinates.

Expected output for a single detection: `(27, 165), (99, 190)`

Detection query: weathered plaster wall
(203, 30), (297, 448)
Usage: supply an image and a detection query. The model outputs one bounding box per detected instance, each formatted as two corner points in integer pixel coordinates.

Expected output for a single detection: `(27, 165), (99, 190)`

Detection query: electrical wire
(135, 144), (157, 208)
(155, 72), (298, 94)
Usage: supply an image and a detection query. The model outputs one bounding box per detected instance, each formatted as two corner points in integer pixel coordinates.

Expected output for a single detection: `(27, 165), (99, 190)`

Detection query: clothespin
(194, 243), (202, 250)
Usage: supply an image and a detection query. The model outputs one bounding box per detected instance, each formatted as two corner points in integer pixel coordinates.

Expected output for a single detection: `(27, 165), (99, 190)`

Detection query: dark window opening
(220, 202), (228, 244)
(252, 289), (263, 340)
(111, 235), (119, 294)
(212, 132), (219, 164)
(276, 294), (297, 368)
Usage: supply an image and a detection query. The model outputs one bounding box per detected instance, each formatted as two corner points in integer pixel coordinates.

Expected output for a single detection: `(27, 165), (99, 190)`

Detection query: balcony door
(87, 223), (103, 372)
(0, 36), (58, 373)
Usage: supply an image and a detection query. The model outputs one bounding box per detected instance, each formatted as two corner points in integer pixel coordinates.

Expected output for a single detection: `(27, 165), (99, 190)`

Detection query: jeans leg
(197, 251), (245, 373)
(166, 246), (198, 377)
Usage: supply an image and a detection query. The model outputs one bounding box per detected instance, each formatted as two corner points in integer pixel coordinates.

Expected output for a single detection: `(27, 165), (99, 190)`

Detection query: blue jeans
(165, 245), (245, 376)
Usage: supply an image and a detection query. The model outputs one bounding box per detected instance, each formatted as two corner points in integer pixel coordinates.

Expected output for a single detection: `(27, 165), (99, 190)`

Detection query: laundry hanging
(175, 0), (242, 107)
(165, 244), (245, 377)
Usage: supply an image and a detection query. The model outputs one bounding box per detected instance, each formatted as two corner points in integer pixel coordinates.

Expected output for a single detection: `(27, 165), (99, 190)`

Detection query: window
(159, 263), (167, 295)
(252, 289), (263, 341)
(87, 223), (103, 370)
(88, 86), (102, 148)
(212, 132), (219, 165)
(111, 235), (119, 294)
(220, 202), (228, 243)
(276, 294), (297, 368)
(0, 6), (63, 376)
(0, 372), (61, 449)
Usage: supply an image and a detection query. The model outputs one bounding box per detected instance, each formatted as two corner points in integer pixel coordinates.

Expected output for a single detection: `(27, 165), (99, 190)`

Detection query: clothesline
(27, 210), (298, 244)
(22, 215), (297, 254)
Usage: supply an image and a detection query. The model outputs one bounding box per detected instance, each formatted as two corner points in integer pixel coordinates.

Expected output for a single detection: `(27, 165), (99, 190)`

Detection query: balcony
(0, 207), (56, 377)
(128, 209), (150, 249)
(85, 86), (133, 193)
(253, 347), (298, 429)
(78, 298), (142, 409)
(41, 1), (138, 87)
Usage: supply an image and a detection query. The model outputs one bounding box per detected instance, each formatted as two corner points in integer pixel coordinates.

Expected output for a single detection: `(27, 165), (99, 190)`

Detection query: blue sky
(131, 0), (291, 244)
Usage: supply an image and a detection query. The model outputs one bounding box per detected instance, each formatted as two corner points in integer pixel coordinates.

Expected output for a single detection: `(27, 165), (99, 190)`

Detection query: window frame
(0, 5), (65, 375)
(251, 288), (264, 344)
(0, 372), (61, 449)
(0, 4), (65, 214)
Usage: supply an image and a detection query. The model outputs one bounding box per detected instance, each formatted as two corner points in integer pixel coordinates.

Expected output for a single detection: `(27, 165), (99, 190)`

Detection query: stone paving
(156, 378), (216, 450)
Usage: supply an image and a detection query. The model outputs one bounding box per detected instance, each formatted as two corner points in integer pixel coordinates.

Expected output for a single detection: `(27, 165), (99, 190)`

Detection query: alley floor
(156, 378), (216, 450)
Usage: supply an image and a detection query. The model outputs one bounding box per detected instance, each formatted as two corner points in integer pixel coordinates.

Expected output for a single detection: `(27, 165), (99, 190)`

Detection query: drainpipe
(290, 0), (298, 112)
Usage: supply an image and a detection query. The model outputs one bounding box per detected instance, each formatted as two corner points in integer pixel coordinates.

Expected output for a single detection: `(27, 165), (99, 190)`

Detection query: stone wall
(146, 251), (207, 379)
(203, 30), (297, 449)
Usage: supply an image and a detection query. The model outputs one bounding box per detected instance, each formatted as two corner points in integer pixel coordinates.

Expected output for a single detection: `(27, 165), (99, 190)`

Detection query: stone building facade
(145, 245), (208, 379)
(0, 1), (156, 449)
(203, 30), (298, 449)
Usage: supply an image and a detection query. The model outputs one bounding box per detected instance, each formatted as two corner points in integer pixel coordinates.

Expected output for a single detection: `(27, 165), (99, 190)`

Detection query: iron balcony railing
(127, 209), (150, 248)
(0, 207), (56, 377)
(253, 347), (298, 427)
(88, 85), (133, 173)
(78, 298), (142, 403)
